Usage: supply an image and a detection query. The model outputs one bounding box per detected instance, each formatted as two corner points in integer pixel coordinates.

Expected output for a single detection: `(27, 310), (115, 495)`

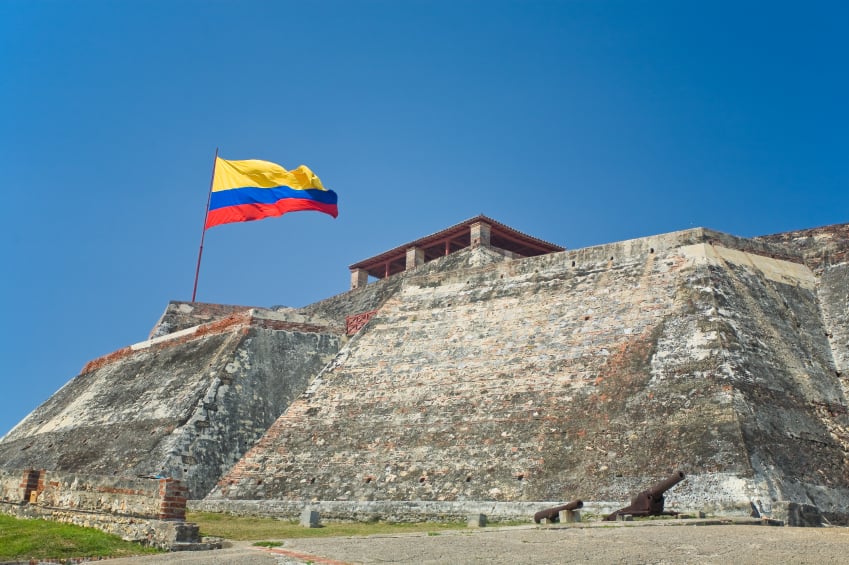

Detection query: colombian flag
(205, 157), (338, 229)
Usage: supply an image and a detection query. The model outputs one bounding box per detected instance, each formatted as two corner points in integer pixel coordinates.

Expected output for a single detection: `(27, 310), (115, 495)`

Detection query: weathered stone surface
(770, 500), (823, 527)
(300, 508), (321, 527)
(299, 244), (512, 327)
(756, 222), (849, 274)
(150, 302), (253, 337)
(757, 223), (849, 377)
(0, 469), (183, 518)
(206, 226), (849, 522)
(467, 513), (486, 527)
(3, 221), (849, 528)
(0, 469), (207, 549)
(560, 509), (580, 523)
(0, 310), (342, 498)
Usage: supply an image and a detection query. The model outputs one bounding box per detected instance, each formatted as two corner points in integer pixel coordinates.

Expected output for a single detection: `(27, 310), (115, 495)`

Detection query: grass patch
(492, 519), (531, 527)
(0, 514), (161, 561)
(252, 540), (283, 547)
(188, 511), (468, 541)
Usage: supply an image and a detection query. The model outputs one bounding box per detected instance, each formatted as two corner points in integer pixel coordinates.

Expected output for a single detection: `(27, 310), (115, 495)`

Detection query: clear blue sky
(1, 0), (846, 437)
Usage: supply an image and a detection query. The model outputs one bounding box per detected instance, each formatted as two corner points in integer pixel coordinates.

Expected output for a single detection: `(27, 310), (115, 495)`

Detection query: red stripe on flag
(205, 199), (338, 229)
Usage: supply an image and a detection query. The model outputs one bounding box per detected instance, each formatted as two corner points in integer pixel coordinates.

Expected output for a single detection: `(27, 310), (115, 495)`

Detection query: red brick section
(158, 478), (188, 520)
(149, 302), (254, 338)
(20, 469), (45, 502)
(82, 313), (341, 374)
(346, 309), (378, 335)
(82, 313), (252, 373)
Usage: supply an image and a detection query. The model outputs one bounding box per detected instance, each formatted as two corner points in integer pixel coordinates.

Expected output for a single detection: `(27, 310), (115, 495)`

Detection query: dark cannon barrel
(647, 470), (685, 496)
(533, 499), (583, 523)
(604, 471), (686, 521)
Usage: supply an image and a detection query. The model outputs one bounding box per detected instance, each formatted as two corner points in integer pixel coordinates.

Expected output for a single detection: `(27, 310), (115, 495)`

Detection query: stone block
(406, 246), (425, 270)
(300, 508), (321, 528)
(559, 509), (580, 523)
(770, 501), (823, 527)
(350, 268), (369, 290)
(470, 221), (491, 247)
(467, 513), (487, 527)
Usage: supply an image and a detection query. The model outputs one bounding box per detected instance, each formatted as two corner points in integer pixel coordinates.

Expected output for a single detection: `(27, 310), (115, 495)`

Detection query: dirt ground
(99, 520), (849, 565)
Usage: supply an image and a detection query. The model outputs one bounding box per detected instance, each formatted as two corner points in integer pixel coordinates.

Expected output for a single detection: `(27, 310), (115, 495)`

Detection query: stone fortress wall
(0, 308), (343, 499)
(756, 223), (849, 376)
(200, 225), (849, 522)
(2, 220), (848, 530)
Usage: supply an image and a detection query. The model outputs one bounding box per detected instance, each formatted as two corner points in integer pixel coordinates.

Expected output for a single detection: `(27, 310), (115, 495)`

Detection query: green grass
(0, 514), (161, 561)
(492, 519), (531, 527)
(252, 540), (283, 547)
(188, 511), (470, 541)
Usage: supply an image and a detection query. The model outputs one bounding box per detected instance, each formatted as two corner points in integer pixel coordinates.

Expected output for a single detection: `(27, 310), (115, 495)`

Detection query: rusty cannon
(604, 471), (686, 521)
(533, 499), (584, 523)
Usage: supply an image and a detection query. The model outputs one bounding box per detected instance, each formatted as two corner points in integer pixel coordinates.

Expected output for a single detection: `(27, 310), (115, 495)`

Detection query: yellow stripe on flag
(212, 157), (326, 193)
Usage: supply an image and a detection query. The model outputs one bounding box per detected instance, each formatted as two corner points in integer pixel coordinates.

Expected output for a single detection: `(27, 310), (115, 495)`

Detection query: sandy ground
(96, 520), (849, 565)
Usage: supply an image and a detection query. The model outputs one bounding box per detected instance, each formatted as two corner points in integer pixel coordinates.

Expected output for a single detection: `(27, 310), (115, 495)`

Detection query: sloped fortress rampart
(0, 309), (342, 499)
(199, 224), (849, 522)
(2, 217), (848, 526)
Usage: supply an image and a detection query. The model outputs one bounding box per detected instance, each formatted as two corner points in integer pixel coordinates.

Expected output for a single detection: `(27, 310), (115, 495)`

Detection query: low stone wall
(191, 498), (696, 523)
(192, 496), (824, 526)
(0, 469), (203, 550)
(192, 498), (570, 522)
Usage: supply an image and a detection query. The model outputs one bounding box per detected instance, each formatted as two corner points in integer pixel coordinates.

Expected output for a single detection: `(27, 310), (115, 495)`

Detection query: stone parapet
(85, 308), (342, 375)
(150, 302), (254, 338)
(2, 469), (175, 518)
(756, 222), (849, 273)
(0, 469), (206, 549)
(300, 269), (408, 325)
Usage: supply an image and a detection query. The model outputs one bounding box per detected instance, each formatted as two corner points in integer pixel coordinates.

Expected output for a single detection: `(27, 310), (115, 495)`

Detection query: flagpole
(191, 147), (218, 302)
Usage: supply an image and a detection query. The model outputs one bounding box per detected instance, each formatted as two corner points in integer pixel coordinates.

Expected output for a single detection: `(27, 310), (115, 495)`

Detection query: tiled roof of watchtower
(349, 215), (565, 281)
